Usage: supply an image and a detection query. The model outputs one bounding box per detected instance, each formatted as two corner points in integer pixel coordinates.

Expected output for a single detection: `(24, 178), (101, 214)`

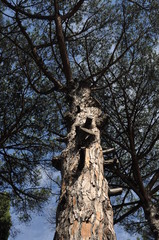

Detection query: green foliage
(0, 194), (12, 240)
(100, 32), (159, 238)
(0, 0), (159, 238)
(0, 13), (61, 222)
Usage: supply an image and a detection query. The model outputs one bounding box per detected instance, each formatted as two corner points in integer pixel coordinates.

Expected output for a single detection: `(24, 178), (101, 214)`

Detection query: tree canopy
(0, 0), (159, 239)
(102, 43), (159, 238)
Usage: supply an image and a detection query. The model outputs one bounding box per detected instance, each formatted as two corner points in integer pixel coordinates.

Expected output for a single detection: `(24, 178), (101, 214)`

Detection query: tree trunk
(145, 203), (159, 240)
(54, 83), (116, 240)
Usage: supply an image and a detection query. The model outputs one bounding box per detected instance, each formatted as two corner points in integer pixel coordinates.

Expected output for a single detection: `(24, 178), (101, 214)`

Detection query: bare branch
(104, 158), (119, 166)
(109, 188), (123, 196)
(103, 148), (115, 154)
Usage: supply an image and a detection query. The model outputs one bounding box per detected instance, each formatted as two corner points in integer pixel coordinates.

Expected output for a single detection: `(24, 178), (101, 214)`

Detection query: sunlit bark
(53, 83), (116, 239)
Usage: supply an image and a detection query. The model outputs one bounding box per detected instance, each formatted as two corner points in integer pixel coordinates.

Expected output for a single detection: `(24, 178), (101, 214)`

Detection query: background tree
(0, 4), (60, 224)
(101, 28), (159, 239)
(0, 193), (12, 240)
(0, 0), (159, 239)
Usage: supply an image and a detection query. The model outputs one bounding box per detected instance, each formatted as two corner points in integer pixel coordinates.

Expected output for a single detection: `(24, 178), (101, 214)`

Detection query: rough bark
(54, 83), (116, 239)
(145, 203), (159, 240)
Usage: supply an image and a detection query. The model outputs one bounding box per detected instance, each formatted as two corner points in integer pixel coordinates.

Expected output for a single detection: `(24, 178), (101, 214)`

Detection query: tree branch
(1, 0), (56, 20)
(138, 133), (159, 160)
(147, 169), (159, 191)
(127, 0), (150, 11)
(150, 185), (159, 196)
(15, 12), (65, 92)
(54, 0), (73, 87)
(85, 32), (146, 82)
(114, 203), (141, 224)
(62, 0), (85, 21)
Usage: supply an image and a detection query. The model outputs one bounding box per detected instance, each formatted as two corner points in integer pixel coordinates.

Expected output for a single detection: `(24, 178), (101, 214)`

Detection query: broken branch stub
(103, 148), (115, 154)
(104, 158), (119, 167)
(109, 188), (123, 196)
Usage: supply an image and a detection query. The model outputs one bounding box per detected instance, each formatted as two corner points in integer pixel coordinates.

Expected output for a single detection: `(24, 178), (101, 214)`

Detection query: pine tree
(101, 38), (159, 239)
(0, 0), (159, 239)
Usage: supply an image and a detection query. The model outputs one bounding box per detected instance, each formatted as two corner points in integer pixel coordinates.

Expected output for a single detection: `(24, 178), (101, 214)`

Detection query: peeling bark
(54, 84), (116, 239)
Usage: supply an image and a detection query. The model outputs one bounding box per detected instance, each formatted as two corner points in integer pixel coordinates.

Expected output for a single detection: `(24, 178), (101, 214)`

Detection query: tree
(0, 193), (12, 240)
(101, 38), (159, 239)
(0, 0), (159, 239)
(0, 5), (56, 223)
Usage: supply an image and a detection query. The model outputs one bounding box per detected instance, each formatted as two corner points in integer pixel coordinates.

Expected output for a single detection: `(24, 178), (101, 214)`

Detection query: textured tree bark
(145, 203), (159, 240)
(54, 83), (116, 240)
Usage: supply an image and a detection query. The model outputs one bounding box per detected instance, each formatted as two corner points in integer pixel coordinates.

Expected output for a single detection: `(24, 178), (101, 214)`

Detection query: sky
(10, 214), (54, 240)
(9, 209), (139, 240)
(7, 168), (140, 240)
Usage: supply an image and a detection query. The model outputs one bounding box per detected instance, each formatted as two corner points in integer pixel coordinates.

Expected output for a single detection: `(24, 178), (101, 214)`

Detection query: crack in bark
(54, 85), (116, 239)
